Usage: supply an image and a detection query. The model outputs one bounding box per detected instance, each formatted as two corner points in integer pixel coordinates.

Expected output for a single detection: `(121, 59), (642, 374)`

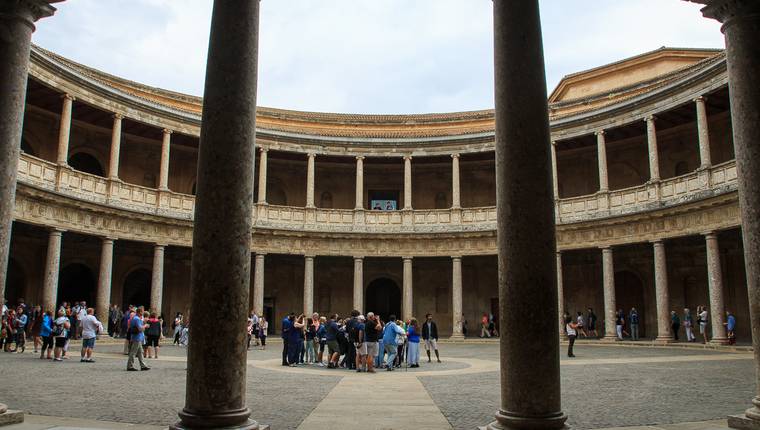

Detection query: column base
(654, 336), (675, 344)
(449, 333), (465, 341)
(0, 404), (24, 427)
(598, 336), (621, 343)
(171, 421), (267, 430)
(481, 410), (567, 430)
(172, 408), (265, 430)
(709, 337), (730, 346)
(728, 398), (760, 430)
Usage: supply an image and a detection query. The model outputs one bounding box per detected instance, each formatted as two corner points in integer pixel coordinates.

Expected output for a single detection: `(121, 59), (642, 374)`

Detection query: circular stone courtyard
(0, 341), (753, 430)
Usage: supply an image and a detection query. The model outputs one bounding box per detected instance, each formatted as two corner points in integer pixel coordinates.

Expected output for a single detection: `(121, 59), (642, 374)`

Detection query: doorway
(365, 278), (401, 322)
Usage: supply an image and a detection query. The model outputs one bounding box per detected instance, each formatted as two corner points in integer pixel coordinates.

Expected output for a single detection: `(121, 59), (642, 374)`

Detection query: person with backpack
(725, 310), (737, 345)
(353, 315), (367, 372)
(629, 307), (640, 341)
(39, 310), (53, 360)
(52, 309), (70, 362)
(126, 309), (150, 371)
(345, 310), (360, 370)
(325, 314), (340, 368)
(144, 312), (162, 359)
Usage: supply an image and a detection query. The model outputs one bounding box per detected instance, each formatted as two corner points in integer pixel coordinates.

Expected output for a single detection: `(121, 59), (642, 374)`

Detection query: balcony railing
(17, 153), (737, 232)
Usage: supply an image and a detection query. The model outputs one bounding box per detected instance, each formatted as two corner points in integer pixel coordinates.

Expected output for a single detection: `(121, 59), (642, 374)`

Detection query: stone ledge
(0, 410), (24, 426)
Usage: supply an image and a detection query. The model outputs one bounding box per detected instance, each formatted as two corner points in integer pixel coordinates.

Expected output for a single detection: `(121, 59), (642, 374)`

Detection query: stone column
(0, 0), (57, 310)
(602, 246), (617, 339)
(253, 254), (265, 315)
(485, 2), (566, 428)
(645, 115), (661, 181)
(652, 240), (673, 342)
(96, 238), (115, 325)
(306, 152), (316, 208)
(556, 251), (564, 337)
(257, 148), (268, 204)
(107, 114), (123, 179)
(403, 155), (413, 210)
(451, 256), (464, 340)
(151, 244), (165, 315)
(355, 156), (364, 209)
(705, 232), (728, 344)
(550, 142), (559, 200)
(56, 94), (74, 166)
(695, 96), (712, 168)
(451, 153), (461, 209)
(303, 255), (314, 316)
(42, 229), (63, 313)
(172, 1), (261, 428)
(159, 129), (172, 190)
(353, 256), (363, 312)
(695, 2), (760, 426)
(402, 257), (413, 321)
(596, 130), (609, 192)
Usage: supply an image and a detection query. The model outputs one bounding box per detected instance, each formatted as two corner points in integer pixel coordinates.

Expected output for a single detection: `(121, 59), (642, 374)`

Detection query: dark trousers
(347, 343), (356, 369)
(567, 335), (576, 356)
(287, 339), (300, 364)
(671, 324), (680, 341)
(282, 338), (289, 365)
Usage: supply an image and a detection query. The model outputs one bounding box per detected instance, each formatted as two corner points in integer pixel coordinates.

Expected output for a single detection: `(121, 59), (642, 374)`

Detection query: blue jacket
(281, 317), (291, 340)
(40, 314), (52, 337)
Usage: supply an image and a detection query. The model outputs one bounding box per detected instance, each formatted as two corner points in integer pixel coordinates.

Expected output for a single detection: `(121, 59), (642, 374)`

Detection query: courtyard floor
(0, 340), (754, 430)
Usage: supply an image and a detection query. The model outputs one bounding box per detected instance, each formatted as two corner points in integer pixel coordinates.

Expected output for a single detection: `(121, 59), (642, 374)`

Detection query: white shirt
(566, 324), (577, 336)
(699, 310), (708, 324)
(81, 314), (103, 339)
(77, 307), (87, 322)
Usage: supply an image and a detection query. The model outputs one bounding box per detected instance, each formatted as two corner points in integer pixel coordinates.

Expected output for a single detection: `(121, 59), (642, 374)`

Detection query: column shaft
(151, 244), (165, 315)
(253, 254), (265, 315)
(451, 256), (463, 339)
(695, 96), (712, 168)
(56, 94), (73, 165)
(402, 257), (413, 321)
(403, 155), (412, 209)
(602, 247), (617, 339)
(556, 251), (564, 337)
(550, 142), (559, 199)
(705, 233), (728, 344)
(597, 130), (608, 192)
(257, 148), (267, 204)
(96, 238), (115, 325)
(303, 256), (314, 316)
(653, 241), (672, 341)
(355, 156), (364, 209)
(42, 230), (63, 313)
(353, 257), (363, 312)
(159, 129), (172, 190)
(488, 1), (566, 428)
(451, 154), (461, 208)
(174, 1), (260, 428)
(646, 116), (660, 181)
(108, 114), (123, 179)
(306, 153), (315, 208)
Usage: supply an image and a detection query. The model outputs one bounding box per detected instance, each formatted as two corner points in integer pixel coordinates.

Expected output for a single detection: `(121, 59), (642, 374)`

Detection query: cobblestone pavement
(0, 342), (754, 430)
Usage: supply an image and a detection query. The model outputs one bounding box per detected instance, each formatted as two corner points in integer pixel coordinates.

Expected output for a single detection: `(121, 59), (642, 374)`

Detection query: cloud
(32, 1), (723, 114)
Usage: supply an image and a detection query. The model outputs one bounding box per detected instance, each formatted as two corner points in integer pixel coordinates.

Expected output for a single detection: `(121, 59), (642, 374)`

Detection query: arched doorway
(614, 270), (647, 338)
(365, 278), (401, 322)
(68, 152), (105, 176)
(5, 258), (26, 307)
(122, 269), (151, 310)
(59, 263), (97, 307)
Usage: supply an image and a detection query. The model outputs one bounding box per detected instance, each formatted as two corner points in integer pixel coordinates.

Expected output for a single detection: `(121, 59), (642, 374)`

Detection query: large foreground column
(451, 256), (464, 340)
(693, 2), (760, 427)
(151, 244), (165, 315)
(0, 0), (58, 307)
(602, 246), (617, 339)
(353, 256), (363, 312)
(653, 240), (673, 342)
(172, 1), (261, 429)
(402, 257), (413, 321)
(96, 238), (115, 325)
(42, 229), (63, 313)
(485, 2), (566, 428)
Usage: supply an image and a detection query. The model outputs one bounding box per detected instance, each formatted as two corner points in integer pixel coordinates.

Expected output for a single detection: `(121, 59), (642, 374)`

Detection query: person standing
(566, 315), (578, 358)
(698, 305), (709, 344)
(683, 308), (696, 342)
(305, 317), (317, 364)
(576, 312), (587, 338)
(126, 309), (150, 371)
(39, 310), (53, 360)
(480, 313), (490, 338)
(354, 315), (367, 372)
(80, 308), (103, 363)
(629, 307), (640, 341)
(144, 312), (162, 359)
(52, 309), (70, 362)
(287, 314), (305, 367)
(281, 312), (293, 366)
(29, 305), (42, 353)
(14, 307), (27, 353)
(382, 315), (405, 371)
(364, 313), (381, 373)
(725, 311), (737, 345)
(108, 305), (120, 338)
(615, 309), (625, 340)
(422, 313), (441, 363)
(173, 312), (183, 345)
(671, 311), (681, 341)
(406, 318), (420, 368)
(325, 314), (340, 369)
(345, 310), (360, 370)
(587, 308), (598, 338)
(258, 316), (268, 350)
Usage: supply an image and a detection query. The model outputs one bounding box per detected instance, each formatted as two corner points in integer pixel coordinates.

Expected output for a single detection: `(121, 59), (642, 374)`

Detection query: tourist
(316, 316), (327, 365)
(337, 317), (350, 368)
(179, 319), (190, 347)
(698, 305), (709, 344)
(173, 312), (183, 345)
(421, 313), (441, 363)
(565, 315), (577, 357)
(488, 313), (499, 337)
(576, 312), (587, 338)
(246, 312), (255, 350)
(480, 313), (490, 338)
(325, 314), (340, 368)
(251, 311), (260, 347)
(364, 312), (381, 373)
(122, 306), (134, 354)
(126, 309), (150, 371)
(144, 312), (162, 359)
(39, 310), (53, 360)
(346, 310), (360, 370)
(406, 317), (420, 368)
(395, 319), (406, 368)
(683, 308), (696, 342)
(0, 311), (8, 352)
(304, 317), (317, 364)
(288, 314), (304, 367)
(52, 309), (70, 362)
(725, 311), (736, 345)
(14, 306), (27, 353)
(587, 308), (598, 337)
(29, 305), (42, 353)
(108, 305), (121, 338)
(629, 307), (640, 341)
(80, 307), (103, 362)
(615, 309), (625, 340)
(382, 314), (405, 371)
(671, 311), (681, 341)
(461, 315), (468, 337)
(4, 309), (17, 352)
(258, 316), (268, 350)
(354, 315), (366, 372)
(281, 312), (293, 366)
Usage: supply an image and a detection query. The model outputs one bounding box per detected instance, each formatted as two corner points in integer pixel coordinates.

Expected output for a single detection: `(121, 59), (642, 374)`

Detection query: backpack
(347, 319), (360, 342)
(52, 321), (64, 337)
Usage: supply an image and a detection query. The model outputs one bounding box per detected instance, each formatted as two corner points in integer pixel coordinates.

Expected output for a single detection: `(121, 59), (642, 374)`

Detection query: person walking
(566, 315), (578, 357)
(671, 311), (681, 341)
(421, 313), (441, 363)
(258, 316), (268, 350)
(173, 312), (183, 345)
(39, 310), (53, 360)
(629, 307), (640, 341)
(52, 309), (70, 362)
(364, 312), (381, 373)
(126, 309), (150, 371)
(382, 315), (405, 371)
(587, 308), (598, 337)
(406, 318), (420, 368)
(683, 308), (696, 342)
(698, 305), (709, 344)
(325, 314), (340, 368)
(80, 308), (103, 363)
(576, 312), (587, 338)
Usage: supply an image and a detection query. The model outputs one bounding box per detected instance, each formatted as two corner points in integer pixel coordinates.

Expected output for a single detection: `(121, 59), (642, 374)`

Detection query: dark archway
(614, 270), (647, 338)
(365, 277), (401, 323)
(68, 152), (105, 177)
(122, 268), (151, 310)
(59, 263), (97, 307)
(5, 258), (26, 307)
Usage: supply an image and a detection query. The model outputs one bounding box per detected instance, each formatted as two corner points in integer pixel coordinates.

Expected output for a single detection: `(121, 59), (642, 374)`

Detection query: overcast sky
(32, 1), (724, 114)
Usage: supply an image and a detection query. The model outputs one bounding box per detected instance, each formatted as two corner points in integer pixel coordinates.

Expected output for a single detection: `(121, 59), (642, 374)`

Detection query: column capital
(258, 147), (268, 154)
(651, 239), (666, 247)
(112, 113), (124, 121)
(102, 236), (118, 243)
(555, 250), (562, 256)
(162, 128), (173, 136)
(304, 254), (316, 260)
(599, 245), (613, 251)
(550, 140), (557, 147)
(451, 153), (461, 159)
(693, 95), (707, 104)
(595, 129), (606, 137)
(253, 252), (267, 257)
(307, 152), (316, 158)
(49, 228), (65, 235)
(154, 243), (168, 249)
(0, 0), (59, 29)
(353, 255), (364, 261)
(644, 114), (657, 123)
(61, 93), (75, 102)
(703, 230), (719, 240)
(694, 0), (760, 28)
(403, 154), (413, 161)
(402, 256), (414, 261)
(451, 255), (463, 261)
(355, 155), (365, 161)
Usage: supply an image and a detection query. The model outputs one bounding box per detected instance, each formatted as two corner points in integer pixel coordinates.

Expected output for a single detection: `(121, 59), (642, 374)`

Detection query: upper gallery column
(695, 96), (712, 168)
(303, 255), (315, 316)
(645, 115), (661, 181)
(353, 256), (363, 312)
(158, 129), (172, 190)
(556, 251), (564, 337)
(172, 1), (261, 429)
(652, 240), (673, 342)
(695, 2), (760, 426)
(355, 156), (364, 210)
(550, 142), (559, 200)
(0, 0), (58, 306)
(486, 1), (566, 429)
(451, 256), (464, 339)
(257, 148), (268, 204)
(602, 246), (617, 339)
(96, 237), (115, 325)
(403, 155), (413, 209)
(42, 229), (64, 313)
(402, 256), (413, 321)
(252, 254), (265, 315)
(451, 153), (461, 209)
(704, 232), (728, 344)
(306, 152), (316, 208)
(596, 130), (609, 192)
(108, 114), (123, 180)
(151, 244), (165, 315)
(56, 94), (74, 166)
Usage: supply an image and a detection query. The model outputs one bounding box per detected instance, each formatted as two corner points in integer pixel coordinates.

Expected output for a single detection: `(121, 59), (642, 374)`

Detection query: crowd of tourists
(277, 310), (442, 372)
